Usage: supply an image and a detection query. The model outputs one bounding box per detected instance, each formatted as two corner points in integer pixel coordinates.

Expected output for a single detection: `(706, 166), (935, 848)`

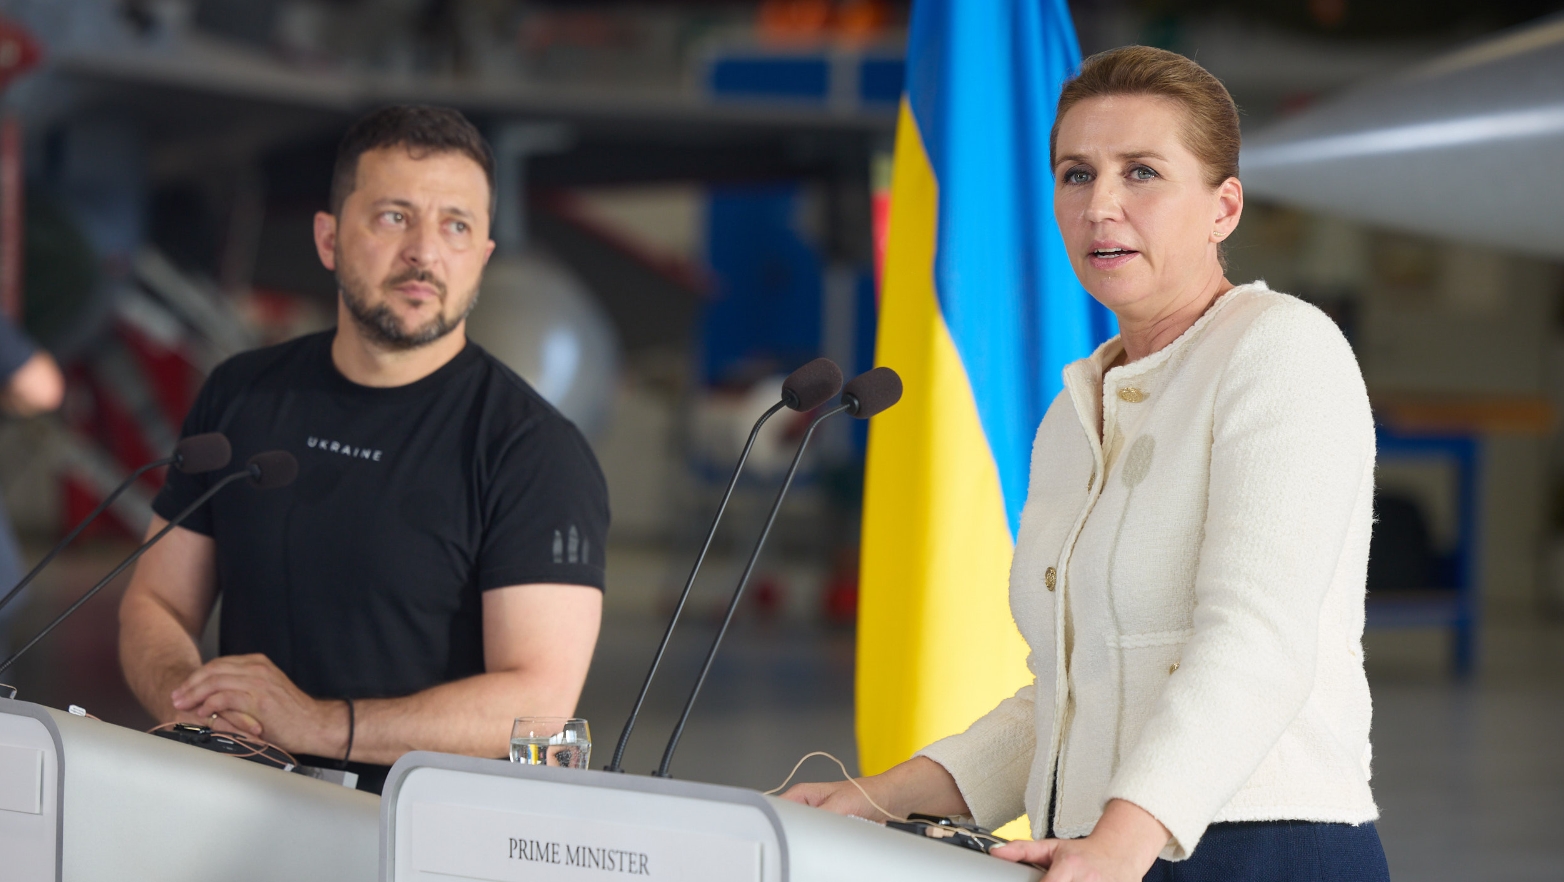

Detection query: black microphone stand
(655, 400), (854, 778)
(0, 433), (230, 618)
(0, 467), (256, 679)
(603, 398), (789, 772)
(0, 457), (171, 617)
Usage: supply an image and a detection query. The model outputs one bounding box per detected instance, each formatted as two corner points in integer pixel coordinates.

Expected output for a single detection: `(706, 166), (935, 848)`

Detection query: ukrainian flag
(856, 0), (1114, 807)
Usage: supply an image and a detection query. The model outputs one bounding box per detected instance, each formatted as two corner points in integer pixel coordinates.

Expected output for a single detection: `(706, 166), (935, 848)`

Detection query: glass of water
(510, 717), (591, 768)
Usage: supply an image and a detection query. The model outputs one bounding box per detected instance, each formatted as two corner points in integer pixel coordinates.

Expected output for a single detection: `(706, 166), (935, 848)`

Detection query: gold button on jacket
(1044, 567), (1057, 591)
(1117, 386), (1148, 403)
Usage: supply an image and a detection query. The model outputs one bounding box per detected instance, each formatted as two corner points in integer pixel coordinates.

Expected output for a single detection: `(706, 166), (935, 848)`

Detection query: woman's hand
(989, 837), (1141, 880)
(989, 799), (1169, 881)
(782, 778), (895, 820)
(779, 755), (968, 821)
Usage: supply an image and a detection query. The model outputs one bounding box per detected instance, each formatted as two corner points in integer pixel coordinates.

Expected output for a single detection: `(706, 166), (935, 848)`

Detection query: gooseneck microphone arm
(654, 366), (902, 778)
(0, 451), (293, 679)
(0, 469), (249, 677)
(0, 458), (166, 617)
(604, 357), (844, 773)
(655, 400), (854, 778)
(602, 398), (788, 772)
(0, 432), (231, 618)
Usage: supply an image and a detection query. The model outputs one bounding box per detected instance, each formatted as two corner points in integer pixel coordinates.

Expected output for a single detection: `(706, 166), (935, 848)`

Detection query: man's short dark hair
(330, 105), (496, 218)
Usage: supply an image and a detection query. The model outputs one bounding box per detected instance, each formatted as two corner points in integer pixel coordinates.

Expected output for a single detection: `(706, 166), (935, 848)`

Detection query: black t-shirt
(154, 330), (608, 704)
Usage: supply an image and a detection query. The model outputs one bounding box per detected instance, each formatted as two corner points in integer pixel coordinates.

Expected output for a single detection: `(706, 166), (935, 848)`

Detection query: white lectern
(382, 751), (1042, 881)
(0, 697), (380, 882)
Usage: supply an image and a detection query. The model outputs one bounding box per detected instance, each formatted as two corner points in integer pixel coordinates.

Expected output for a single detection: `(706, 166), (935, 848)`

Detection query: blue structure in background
(858, 58), (906, 105)
(708, 57), (831, 101)
(700, 45), (895, 410)
(698, 47), (905, 453)
(1371, 425), (1481, 676)
(702, 185), (824, 387)
(706, 52), (906, 110)
(701, 184), (879, 448)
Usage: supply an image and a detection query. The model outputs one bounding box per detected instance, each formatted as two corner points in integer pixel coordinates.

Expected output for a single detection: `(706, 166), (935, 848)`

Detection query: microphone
(603, 358), (843, 773)
(841, 366), (903, 418)
(172, 434), (237, 474)
(0, 433), (232, 618)
(244, 450), (299, 490)
(0, 451), (297, 680)
(779, 357), (845, 413)
(655, 367), (903, 778)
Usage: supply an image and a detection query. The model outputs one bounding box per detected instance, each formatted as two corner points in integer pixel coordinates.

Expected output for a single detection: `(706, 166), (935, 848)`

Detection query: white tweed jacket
(919, 282), (1378, 860)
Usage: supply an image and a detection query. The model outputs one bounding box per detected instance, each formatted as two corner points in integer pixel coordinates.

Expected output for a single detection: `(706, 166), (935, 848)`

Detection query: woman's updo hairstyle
(1050, 45), (1240, 190)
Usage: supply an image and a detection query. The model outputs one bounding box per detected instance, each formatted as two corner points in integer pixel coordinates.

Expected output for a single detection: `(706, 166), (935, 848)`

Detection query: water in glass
(509, 718), (591, 768)
(509, 735), (591, 767)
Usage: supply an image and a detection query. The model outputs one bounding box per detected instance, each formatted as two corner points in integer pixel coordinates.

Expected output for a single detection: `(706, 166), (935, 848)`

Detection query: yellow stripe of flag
(856, 98), (1031, 782)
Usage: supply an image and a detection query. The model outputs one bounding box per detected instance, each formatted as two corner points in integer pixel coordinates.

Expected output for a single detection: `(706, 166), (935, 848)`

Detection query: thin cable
(146, 721), (299, 768)
(0, 457), (171, 616)
(763, 751), (908, 823)
(656, 402), (850, 778)
(604, 399), (789, 772)
(0, 468), (253, 677)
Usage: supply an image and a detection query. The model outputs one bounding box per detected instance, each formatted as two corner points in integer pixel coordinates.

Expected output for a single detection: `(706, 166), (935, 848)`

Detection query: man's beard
(338, 261), (480, 351)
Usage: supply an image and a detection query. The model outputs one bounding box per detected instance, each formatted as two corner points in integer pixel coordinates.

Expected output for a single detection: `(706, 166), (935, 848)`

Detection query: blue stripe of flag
(905, 0), (1116, 537)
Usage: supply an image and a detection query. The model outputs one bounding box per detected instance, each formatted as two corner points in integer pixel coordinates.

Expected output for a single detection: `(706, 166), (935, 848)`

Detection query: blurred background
(0, 1), (1561, 879)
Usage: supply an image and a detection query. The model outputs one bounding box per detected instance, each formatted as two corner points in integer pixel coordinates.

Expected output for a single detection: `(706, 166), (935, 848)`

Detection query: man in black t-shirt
(118, 107), (607, 793)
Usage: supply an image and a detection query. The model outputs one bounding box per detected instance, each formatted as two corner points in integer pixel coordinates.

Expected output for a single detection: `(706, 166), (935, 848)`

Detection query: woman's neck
(1114, 266), (1233, 367)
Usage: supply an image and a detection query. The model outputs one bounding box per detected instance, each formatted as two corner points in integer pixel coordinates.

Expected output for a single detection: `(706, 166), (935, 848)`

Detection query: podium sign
(383, 753), (1042, 882)
(407, 800), (762, 880)
(385, 756), (783, 881)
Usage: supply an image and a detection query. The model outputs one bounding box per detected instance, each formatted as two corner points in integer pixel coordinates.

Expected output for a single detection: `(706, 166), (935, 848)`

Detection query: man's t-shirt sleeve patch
(477, 419), (609, 592)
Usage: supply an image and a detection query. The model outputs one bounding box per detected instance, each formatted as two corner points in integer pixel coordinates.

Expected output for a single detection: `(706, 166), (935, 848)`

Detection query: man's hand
(171, 654), (347, 758)
(988, 799), (1169, 881)
(171, 704), (262, 737)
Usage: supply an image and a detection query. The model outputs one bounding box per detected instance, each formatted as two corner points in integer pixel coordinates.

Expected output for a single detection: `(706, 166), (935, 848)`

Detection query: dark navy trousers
(1142, 821), (1391, 882)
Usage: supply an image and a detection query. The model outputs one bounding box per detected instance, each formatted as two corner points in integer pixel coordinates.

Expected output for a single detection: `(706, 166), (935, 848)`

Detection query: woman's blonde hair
(1050, 46), (1240, 189)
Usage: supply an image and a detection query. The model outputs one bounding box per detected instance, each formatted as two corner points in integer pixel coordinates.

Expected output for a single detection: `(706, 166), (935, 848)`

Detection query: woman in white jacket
(784, 46), (1390, 882)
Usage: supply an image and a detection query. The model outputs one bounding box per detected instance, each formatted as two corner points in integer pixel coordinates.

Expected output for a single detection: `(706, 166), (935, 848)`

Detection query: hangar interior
(0, 2), (1561, 879)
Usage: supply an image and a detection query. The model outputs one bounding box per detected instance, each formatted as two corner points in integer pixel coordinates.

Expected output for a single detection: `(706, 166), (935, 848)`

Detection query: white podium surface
(383, 751), (1042, 882)
(0, 697), (380, 882)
